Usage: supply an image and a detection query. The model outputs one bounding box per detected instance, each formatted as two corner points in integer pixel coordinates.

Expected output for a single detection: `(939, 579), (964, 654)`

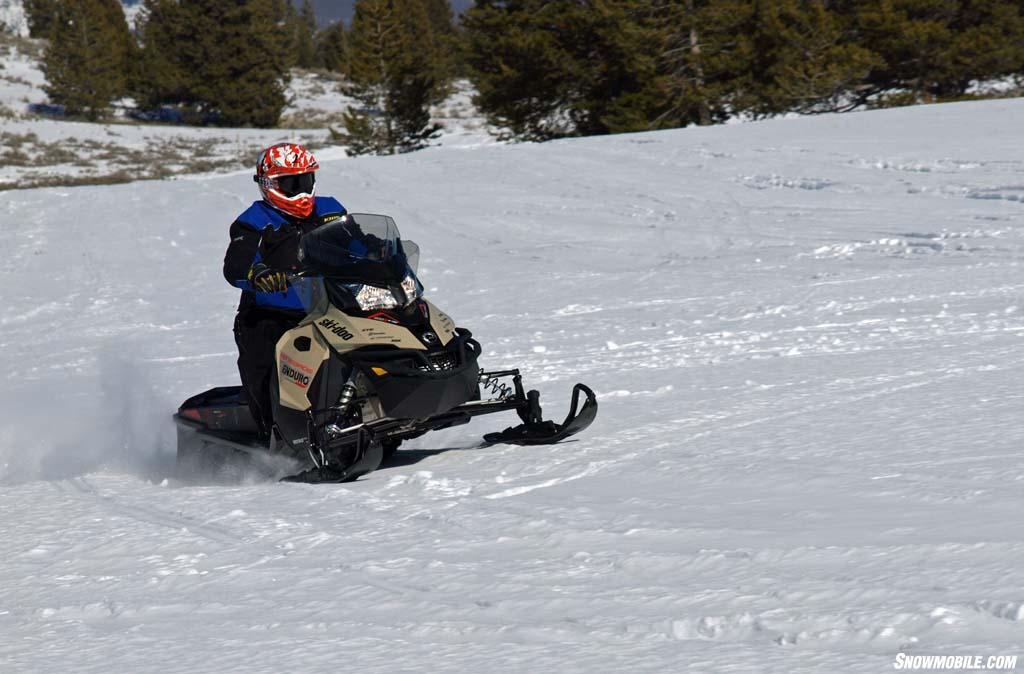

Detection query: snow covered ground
(2, 97), (1024, 673)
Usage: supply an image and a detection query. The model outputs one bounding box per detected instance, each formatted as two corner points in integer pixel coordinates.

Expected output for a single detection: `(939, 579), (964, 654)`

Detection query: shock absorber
(334, 367), (362, 410)
(325, 374), (360, 439)
(337, 381), (357, 409)
(479, 369), (515, 401)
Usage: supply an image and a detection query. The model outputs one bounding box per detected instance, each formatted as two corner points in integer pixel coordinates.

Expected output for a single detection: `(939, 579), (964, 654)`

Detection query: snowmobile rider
(223, 142), (347, 437)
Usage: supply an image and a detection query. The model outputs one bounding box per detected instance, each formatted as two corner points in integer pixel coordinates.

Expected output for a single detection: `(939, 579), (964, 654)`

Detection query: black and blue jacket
(223, 197), (346, 315)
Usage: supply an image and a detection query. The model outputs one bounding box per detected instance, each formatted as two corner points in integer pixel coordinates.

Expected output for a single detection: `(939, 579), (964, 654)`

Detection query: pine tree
(463, 0), (561, 138)
(136, 0), (196, 110)
(658, 0), (757, 127)
(293, 0), (319, 69)
(852, 0), (958, 102)
(747, 0), (880, 115)
(341, 0), (442, 155)
(423, 0), (455, 36)
(845, 0), (1024, 103)
(422, 0), (458, 90)
(24, 0), (58, 38)
(941, 0), (1024, 97)
(463, 0), (664, 140)
(42, 0), (134, 120)
(578, 0), (666, 134)
(136, 0), (290, 127)
(315, 21), (348, 73)
(459, 0), (1024, 138)
(211, 0), (290, 126)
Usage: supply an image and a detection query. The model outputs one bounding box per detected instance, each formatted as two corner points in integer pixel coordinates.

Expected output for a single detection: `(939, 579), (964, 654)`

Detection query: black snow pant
(233, 310), (300, 437)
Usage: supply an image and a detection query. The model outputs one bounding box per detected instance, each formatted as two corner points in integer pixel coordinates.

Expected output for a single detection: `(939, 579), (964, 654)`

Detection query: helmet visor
(276, 172), (316, 198)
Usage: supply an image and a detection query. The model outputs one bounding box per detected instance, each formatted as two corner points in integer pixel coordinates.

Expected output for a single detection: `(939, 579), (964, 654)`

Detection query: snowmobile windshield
(299, 213), (412, 284)
(293, 213), (423, 313)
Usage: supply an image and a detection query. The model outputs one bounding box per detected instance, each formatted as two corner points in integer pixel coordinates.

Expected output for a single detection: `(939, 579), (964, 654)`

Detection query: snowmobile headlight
(400, 274), (421, 305)
(350, 284), (400, 311)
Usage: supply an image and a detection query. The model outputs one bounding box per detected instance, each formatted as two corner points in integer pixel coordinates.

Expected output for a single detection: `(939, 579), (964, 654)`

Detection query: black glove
(248, 262), (288, 293)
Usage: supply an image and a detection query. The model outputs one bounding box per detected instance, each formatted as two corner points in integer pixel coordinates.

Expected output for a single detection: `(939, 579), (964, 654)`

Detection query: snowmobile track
(59, 477), (247, 546)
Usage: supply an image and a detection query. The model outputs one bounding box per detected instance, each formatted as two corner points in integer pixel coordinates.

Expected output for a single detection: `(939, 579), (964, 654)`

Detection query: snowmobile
(174, 213), (597, 483)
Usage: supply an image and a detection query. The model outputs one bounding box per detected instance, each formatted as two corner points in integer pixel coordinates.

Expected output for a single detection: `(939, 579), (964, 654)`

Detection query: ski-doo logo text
(893, 653), (1018, 670)
(319, 318), (354, 341)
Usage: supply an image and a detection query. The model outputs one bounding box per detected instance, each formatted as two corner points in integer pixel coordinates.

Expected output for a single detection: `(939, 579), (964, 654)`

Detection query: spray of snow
(0, 340), (176, 484)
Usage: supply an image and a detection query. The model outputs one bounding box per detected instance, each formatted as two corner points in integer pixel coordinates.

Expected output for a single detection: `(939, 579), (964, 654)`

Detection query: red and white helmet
(254, 142), (320, 218)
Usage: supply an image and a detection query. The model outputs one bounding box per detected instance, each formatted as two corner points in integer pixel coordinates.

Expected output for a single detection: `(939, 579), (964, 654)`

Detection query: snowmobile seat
(175, 386), (260, 434)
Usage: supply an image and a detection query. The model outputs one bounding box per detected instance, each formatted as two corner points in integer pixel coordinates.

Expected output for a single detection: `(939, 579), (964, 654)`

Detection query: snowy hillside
(2, 98), (1024, 672)
(0, 29), (492, 189)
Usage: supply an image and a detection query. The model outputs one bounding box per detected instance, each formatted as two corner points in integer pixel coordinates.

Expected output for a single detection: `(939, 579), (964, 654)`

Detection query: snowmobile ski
(483, 384), (597, 446)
